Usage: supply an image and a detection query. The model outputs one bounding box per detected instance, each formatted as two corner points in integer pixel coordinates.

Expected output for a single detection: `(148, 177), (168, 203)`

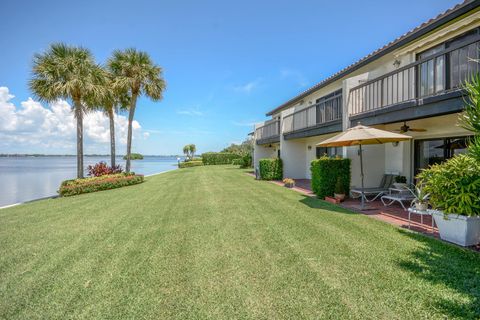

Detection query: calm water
(0, 156), (179, 207)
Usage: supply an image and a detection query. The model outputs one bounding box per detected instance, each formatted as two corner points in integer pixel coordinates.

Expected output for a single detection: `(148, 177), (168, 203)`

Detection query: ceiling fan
(395, 121), (427, 133)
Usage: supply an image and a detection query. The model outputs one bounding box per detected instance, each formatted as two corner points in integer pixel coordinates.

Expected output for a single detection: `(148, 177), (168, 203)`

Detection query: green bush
(201, 152), (241, 165)
(311, 157), (351, 198)
(123, 153), (143, 160)
(231, 154), (253, 168)
(240, 154), (252, 168)
(417, 154), (480, 216)
(178, 160), (204, 168)
(59, 173), (144, 197)
(259, 158), (283, 180)
(232, 159), (243, 166)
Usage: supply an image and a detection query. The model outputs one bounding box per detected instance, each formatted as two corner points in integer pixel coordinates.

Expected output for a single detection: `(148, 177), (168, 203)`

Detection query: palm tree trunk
(125, 94), (137, 173)
(108, 108), (116, 167)
(74, 101), (84, 179)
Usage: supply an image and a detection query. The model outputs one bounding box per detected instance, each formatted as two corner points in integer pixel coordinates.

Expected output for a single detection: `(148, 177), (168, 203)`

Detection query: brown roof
(266, 0), (480, 116)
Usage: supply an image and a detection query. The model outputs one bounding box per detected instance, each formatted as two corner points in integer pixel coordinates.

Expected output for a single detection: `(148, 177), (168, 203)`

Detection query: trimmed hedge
(232, 159), (243, 166)
(178, 160), (204, 168)
(59, 173), (144, 197)
(259, 158), (283, 180)
(311, 157), (351, 198)
(202, 152), (241, 165)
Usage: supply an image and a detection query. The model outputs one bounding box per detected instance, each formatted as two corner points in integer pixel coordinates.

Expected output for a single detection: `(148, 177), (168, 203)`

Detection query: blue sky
(0, 0), (460, 155)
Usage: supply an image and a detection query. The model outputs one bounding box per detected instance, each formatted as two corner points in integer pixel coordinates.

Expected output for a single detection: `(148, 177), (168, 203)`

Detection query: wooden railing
(255, 119), (280, 140)
(349, 37), (480, 116)
(283, 95), (342, 134)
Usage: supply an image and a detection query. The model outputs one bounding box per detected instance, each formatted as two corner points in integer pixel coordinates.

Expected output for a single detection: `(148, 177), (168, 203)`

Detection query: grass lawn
(1, 166), (480, 319)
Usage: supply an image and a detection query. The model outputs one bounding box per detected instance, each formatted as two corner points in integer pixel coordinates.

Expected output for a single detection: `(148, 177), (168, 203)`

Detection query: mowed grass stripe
(1, 165), (480, 319)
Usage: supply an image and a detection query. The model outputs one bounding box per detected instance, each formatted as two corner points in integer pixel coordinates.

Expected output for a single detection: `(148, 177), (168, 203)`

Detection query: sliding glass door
(414, 136), (470, 175)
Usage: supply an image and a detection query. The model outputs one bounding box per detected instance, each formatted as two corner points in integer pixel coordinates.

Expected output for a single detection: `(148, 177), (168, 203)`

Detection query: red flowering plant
(87, 161), (123, 177)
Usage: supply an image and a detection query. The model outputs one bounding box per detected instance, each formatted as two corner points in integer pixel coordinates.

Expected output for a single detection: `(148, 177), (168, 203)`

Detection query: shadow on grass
(299, 195), (357, 214)
(396, 229), (480, 318)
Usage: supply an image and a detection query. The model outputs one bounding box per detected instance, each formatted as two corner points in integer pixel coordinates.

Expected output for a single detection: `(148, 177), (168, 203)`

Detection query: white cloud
(0, 86), (145, 153)
(233, 78), (262, 94)
(177, 107), (203, 116)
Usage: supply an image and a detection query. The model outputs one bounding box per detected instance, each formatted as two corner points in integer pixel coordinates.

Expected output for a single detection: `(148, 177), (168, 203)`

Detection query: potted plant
(393, 175), (407, 189)
(410, 185), (429, 211)
(283, 178), (295, 188)
(334, 177), (346, 201)
(418, 154), (480, 247)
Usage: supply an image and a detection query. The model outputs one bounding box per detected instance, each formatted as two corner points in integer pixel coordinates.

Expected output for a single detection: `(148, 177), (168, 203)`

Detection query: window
(316, 146), (342, 158)
(316, 90), (342, 124)
(416, 27), (480, 95)
(417, 44), (445, 97)
(414, 136), (470, 175)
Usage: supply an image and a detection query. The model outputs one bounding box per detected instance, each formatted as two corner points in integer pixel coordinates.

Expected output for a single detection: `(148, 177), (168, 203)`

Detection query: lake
(0, 156), (180, 207)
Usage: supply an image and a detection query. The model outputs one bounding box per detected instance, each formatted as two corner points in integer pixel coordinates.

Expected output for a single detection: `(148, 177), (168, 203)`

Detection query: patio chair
(350, 173), (396, 202)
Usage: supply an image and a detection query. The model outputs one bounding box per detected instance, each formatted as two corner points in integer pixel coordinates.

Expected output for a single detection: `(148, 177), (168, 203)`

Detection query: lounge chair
(350, 173), (396, 202)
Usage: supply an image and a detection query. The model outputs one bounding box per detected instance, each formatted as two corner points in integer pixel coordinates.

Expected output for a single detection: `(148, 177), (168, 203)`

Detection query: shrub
(259, 158), (283, 180)
(311, 157), (351, 198)
(394, 175), (407, 183)
(240, 154), (252, 168)
(417, 154), (480, 216)
(178, 160), (204, 168)
(334, 177), (346, 194)
(59, 173), (144, 197)
(87, 161), (123, 177)
(232, 159), (243, 166)
(201, 152), (241, 165)
(123, 153), (143, 160)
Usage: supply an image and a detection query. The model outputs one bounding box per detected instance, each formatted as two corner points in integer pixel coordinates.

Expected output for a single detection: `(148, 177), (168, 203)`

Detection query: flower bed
(58, 173), (144, 197)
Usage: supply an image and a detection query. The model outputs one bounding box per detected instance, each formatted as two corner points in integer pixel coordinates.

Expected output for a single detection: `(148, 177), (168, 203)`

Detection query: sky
(0, 0), (461, 155)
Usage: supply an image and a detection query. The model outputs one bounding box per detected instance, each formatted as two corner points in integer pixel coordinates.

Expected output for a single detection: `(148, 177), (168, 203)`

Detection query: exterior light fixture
(392, 141), (399, 147)
(307, 145), (312, 150)
(393, 59), (401, 68)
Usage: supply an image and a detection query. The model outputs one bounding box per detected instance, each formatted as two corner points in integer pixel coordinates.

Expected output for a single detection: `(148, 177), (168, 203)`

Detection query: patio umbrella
(317, 123), (412, 209)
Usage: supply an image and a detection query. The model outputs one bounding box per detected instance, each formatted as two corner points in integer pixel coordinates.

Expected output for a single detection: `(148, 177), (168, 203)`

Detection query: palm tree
(94, 70), (129, 168)
(189, 144), (196, 159)
(183, 145), (190, 160)
(108, 49), (166, 173)
(29, 43), (104, 178)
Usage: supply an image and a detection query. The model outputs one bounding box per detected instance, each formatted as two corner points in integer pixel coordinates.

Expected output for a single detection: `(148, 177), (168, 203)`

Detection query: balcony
(255, 119), (280, 145)
(348, 36), (480, 125)
(282, 92), (343, 139)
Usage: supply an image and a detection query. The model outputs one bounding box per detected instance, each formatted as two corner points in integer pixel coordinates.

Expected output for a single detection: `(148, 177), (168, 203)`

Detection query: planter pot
(415, 202), (428, 211)
(334, 193), (346, 201)
(430, 210), (480, 246)
(393, 183), (407, 189)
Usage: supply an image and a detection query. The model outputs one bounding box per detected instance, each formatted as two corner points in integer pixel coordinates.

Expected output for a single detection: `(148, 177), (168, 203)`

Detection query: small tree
(189, 144), (196, 159)
(183, 145), (190, 160)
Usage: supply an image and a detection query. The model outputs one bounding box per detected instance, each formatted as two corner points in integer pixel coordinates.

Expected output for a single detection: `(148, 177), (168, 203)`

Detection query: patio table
(407, 207), (435, 233)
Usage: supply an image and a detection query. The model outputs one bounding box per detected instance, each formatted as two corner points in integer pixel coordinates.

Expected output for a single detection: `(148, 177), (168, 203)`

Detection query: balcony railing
(283, 94), (342, 134)
(349, 37), (480, 116)
(255, 119), (280, 141)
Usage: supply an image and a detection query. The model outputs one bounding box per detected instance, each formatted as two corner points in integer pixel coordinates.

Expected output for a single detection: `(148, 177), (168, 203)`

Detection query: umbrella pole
(359, 144), (365, 210)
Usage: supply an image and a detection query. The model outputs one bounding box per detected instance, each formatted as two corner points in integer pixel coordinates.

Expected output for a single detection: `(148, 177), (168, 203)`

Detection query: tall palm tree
(94, 70), (129, 168)
(108, 48), (166, 173)
(29, 43), (104, 178)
